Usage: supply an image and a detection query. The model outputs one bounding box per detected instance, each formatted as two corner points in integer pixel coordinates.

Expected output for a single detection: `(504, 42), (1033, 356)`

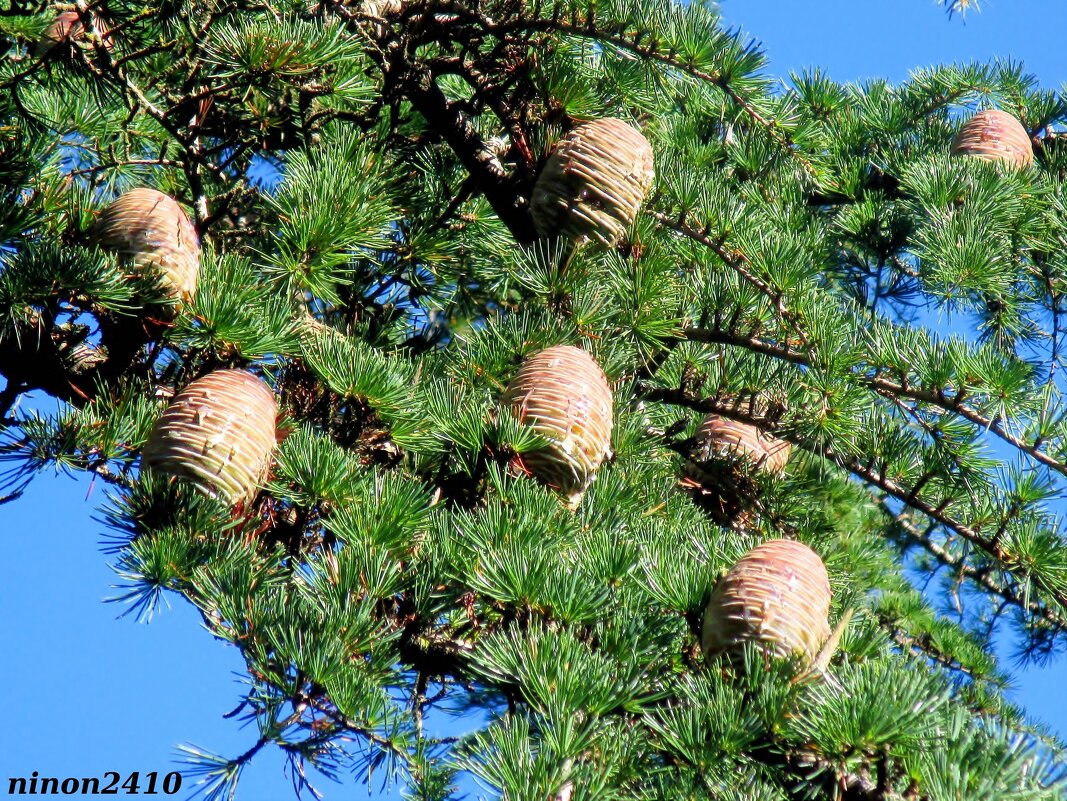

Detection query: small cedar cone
(531, 118), (654, 248)
(500, 344), (613, 504)
(60, 341), (107, 375)
(92, 188), (200, 302)
(362, 0), (404, 15)
(702, 539), (832, 668)
(682, 414), (790, 526)
(688, 414), (791, 476)
(951, 109), (1034, 169)
(35, 10), (113, 57)
(141, 370), (278, 505)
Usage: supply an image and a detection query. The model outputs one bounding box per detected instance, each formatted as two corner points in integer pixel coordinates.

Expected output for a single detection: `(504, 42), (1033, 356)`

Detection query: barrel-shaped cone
(531, 118), (654, 248)
(35, 10), (112, 56)
(702, 539), (831, 667)
(38, 11), (83, 53)
(951, 109), (1033, 169)
(142, 370), (278, 505)
(687, 414), (791, 479)
(501, 345), (613, 501)
(93, 188), (200, 302)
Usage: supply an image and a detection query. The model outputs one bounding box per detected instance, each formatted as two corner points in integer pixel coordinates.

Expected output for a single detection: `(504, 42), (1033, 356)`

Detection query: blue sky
(5, 2), (1067, 799)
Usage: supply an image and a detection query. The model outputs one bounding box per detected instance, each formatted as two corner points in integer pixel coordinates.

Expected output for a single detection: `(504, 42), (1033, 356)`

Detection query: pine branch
(649, 208), (813, 352)
(70, 1), (222, 229)
(637, 384), (1067, 631)
(680, 325), (1067, 480)
(302, 695), (423, 781)
(886, 501), (1067, 633)
(330, 0), (540, 243)
(882, 623), (974, 677)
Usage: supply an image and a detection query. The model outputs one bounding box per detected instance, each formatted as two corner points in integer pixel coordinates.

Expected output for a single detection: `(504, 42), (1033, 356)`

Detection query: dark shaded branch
(403, 66), (539, 243)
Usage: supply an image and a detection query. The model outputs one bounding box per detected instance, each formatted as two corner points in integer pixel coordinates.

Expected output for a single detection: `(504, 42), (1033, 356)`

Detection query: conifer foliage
(4, 0), (1067, 798)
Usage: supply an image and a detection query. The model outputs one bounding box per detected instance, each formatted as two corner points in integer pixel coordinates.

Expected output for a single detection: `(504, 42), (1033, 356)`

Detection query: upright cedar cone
(92, 188), (200, 302)
(702, 539), (832, 667)
(951, 109), (1034, 168)
(501, 345), (613, 504)
(687, 414), (791, 476)
(530, 118), (654, 248)
(141, 370), (278, 505)
(682, 414), (790, 526)
(35, 10), (112, 57)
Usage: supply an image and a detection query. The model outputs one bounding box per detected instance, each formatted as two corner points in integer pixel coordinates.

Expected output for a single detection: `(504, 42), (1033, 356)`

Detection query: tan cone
(687, 414), (791, 479)
(951, 109), (1033, 169)
(142, 370), (278, 504)
(501, 345), (613, 501)
(93, 188), (200, 301)
(702, 539), (831, 667)
(531, 118), (654, 248)
(36, 10), (113, 56)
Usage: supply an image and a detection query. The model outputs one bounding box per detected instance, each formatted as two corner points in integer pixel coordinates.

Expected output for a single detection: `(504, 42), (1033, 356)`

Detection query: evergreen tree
(3, 0), (1067, 798)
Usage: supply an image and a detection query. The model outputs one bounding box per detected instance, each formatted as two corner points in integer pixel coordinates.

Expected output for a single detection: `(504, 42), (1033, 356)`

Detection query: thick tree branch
(403, 67), (539, 243)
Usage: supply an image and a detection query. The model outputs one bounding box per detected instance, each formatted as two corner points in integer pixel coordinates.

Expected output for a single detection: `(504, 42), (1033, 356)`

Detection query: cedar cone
(951, 109), (1034, 169)
(531, 118), (654, 248)
(141, 370), (278, 505)
(500, 345), (613, 503)
(702, 539), (831, 668)
(92, 188), (200, 302)
(35, 10), (113, 57)
(682, 414), (790, 526)
(362, 0), (403, 14)
(687, 414), (791, 476)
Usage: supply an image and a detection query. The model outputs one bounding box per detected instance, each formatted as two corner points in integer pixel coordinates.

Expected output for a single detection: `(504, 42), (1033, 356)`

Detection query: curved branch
(885, 501), (1067, 633)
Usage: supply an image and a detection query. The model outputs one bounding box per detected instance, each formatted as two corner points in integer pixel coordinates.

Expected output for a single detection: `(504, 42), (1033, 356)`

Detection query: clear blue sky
(5, 2), (1067, 799)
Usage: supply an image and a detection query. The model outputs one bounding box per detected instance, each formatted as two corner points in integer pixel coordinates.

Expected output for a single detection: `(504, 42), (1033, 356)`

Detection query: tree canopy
(4, 0), (1067, 798)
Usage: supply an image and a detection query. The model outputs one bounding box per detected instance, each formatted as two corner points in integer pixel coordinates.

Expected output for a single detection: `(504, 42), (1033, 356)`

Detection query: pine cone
(35, 10), (113, 57)
(702, 539), (831, 667)
(682, 414), (790, 526)
(92, 188), (200, 302)
(500, 345), (613, 503)
(687, 414), (791, 478)
(141, 370), (278, 504)
(951, 109), (1033, 169)
(361, 0), (403, 18)
(531, 118), (654, 248)
(60, 341), (107, 375)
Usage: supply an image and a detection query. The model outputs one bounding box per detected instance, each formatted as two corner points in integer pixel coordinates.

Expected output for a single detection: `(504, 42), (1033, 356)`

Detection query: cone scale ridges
(38, 11), (83, 52)
(531, 118), (654, 248)
(36, 10), (112, 57)
(142, 370), (278, 505)
(702, 539), (831, 667)
(92, 188), (200, 302)
(682, 414), (790, 525)
(687, 414), (791, 478)
(951, 109), (1033, 169)
(501, 345), (613, 501)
